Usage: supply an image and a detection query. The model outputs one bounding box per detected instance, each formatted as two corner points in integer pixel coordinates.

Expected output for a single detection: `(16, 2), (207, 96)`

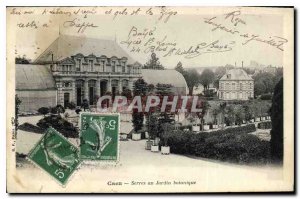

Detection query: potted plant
(132, 130), (142, 141)
(161, 123), (173, 155)
(146, 113), (158, 150)
(151, 137), (160, 152)
(212, 120), (218, 129)
(192, 124), (200, 132)
(120, 132), (128, 141)
(203, 123), (210, 131)
(255, 117), (261, 122)
(145, 132), (153, 150)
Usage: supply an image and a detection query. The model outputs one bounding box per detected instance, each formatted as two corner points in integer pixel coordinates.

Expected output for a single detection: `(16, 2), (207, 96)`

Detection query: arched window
(89, 60), (94, 72)
(122, 62), (126, 73)
(122, 79), (129, 91)
(112, 61), (116, 72)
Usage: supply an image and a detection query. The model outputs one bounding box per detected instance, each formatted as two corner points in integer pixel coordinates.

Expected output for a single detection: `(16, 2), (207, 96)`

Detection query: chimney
(242, 61), (244, 68)
(235, 62), (236, 67)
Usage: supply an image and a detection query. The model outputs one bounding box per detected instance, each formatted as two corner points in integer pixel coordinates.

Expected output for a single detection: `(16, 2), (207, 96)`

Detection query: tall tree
(273, 68), (283, 86)
(253, 72), (275, 96)
(184, 69), (201, 95)
(146, 113), (159, 139)
(270, 78), (283, 163)
(254, 80), (267, 97)
(143, 53), (164, 70)
(199, 69), (215, 91)
(175, 62), (185, 74)
(213, 67), (227, 89)
(132, 78), (148, 133)
(133, 78), (148, 96)
(155, 83), (173, 96)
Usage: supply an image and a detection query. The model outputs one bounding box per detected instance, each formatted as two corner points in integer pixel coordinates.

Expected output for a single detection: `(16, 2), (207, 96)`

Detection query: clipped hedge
(179, 124), (192, 131)
(258, 121), (272, 129)
(207, 124), (256, 136)
(167, 124), (270, 164)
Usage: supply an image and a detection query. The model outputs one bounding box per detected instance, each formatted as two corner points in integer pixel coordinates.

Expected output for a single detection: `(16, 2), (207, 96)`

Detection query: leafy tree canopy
(143, 53), (164, 70)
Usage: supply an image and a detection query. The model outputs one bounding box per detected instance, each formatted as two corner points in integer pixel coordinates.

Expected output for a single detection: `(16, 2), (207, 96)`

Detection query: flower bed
(36, 115), (78, 138)
(18, 122), (44, 134)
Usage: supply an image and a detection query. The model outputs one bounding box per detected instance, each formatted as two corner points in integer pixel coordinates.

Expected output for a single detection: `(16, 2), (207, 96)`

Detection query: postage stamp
(80, 112), (120, 161)
(80, 113), (120, 161)
(27, 127), (81, 186)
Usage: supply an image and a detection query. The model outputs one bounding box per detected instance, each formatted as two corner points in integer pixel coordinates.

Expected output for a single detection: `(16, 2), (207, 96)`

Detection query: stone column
(56, 81), (63, 106)
(72, 80), (76, 103)
(107, 78), (112, 92)
(118, 80), (122, 93)
(84, 79), (89, 100)
(128, 79), (134, 91)
(96, 79), (100, 97)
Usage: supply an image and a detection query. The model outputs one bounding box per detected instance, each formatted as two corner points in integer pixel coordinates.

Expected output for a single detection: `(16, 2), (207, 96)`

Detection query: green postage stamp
(27, 127), (81, 186)
(80, 112), (120, 161)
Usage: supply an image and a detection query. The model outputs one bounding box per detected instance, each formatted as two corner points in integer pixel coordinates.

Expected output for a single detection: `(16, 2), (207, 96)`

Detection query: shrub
(166, 124), (270, 164)
(207, 124), (256, 137)
(16, 152), (27, 159)
(167, 130), (191, 154)
(50, 105), (65, 115)
(179, 124), (192, 131)
(18, 122), (44, 134)
(38, 107), (49, 116)
(36, 115), (78, 138)
(132, 112), (144, 132)
(260, 94), (272, 100)
(81, 99), (89, 111)
(192, 133), (270, 164)
(270, 78), (283, 163)
(75, 108), (81, 115)
(258, 121), (272, 129)
(66, 101), (76, 109)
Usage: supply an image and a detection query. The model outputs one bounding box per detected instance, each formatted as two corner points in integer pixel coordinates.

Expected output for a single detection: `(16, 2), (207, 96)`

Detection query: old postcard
(6, 6), (294, 193)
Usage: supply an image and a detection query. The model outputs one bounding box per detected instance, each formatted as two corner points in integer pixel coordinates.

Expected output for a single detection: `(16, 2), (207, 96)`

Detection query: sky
(8, 7), (290, 68)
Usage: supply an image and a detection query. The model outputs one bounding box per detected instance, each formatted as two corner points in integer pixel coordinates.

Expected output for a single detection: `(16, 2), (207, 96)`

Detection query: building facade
(218, 68), (254, 100)
(34, 35), (142, 107)
(16, 35), (188, 111)
(50, 55), (142, 106)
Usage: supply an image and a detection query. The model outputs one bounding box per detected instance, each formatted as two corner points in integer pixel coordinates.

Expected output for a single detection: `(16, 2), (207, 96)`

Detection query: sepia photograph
(6, 6), (294, 193)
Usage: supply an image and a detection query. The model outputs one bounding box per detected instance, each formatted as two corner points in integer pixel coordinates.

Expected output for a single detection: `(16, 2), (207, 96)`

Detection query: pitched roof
(16, 64), (56, 90)
(34, 35), (135, 64)
(220, 68), (253, 81)
(141, 69), (188, 95)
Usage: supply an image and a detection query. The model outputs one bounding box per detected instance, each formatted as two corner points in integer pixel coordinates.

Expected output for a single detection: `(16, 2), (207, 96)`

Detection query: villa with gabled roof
(218, 68), (254, 100)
